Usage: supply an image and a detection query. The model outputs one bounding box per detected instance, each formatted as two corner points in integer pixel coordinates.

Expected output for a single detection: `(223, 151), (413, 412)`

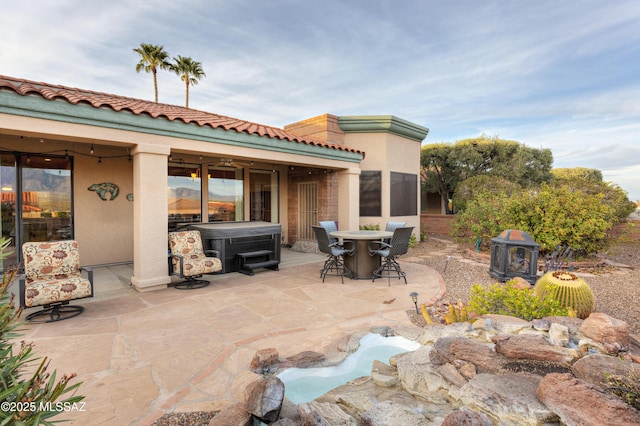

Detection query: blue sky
(2, 0), (639, 200)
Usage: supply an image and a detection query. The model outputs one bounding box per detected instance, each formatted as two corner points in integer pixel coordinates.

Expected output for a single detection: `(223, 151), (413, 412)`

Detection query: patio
(10, 248), (444, 425)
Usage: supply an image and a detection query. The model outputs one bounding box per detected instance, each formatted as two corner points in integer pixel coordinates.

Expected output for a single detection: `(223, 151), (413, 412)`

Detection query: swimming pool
(277, 333), (420, 404)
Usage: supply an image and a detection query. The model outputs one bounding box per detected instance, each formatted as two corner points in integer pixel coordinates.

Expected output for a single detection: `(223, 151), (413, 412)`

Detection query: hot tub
(182, 221), (281, 274)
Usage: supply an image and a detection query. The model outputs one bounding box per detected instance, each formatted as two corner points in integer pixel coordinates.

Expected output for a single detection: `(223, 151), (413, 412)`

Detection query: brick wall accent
(421, 213), (454, 236)
(287, 168), (339, 243)
(611, 219), (640, 241)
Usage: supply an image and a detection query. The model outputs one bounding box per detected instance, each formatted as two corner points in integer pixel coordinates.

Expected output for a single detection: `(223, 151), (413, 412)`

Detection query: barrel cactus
(534, 271), (595, 319)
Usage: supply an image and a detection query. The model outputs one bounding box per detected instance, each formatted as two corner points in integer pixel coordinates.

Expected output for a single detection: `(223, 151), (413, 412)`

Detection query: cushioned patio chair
(312, 225), (354, 283)
(368, 226), (414, 286)
(168, 230), (222, 289)
(319, 220), (339, 244)
(20, 240), (94, 322)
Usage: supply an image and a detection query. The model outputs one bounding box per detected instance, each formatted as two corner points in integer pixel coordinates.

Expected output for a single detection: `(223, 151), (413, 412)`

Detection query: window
(390, 172), (417, 216)
(0, 152), (73, 269)
(168, 162), (202, 231)
(208, 167), (244, 222)
(360, 171), (381, 216)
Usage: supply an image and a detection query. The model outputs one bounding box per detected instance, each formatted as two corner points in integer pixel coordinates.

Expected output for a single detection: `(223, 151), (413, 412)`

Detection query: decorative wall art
(88, 182), (119, 201)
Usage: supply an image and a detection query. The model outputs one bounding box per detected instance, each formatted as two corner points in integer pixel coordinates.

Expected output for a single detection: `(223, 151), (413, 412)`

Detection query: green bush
(451, 183), (619, 255)
(359, 223), (380, 231)
(468, 280), (569, 321)
(0, 238), (84, 425)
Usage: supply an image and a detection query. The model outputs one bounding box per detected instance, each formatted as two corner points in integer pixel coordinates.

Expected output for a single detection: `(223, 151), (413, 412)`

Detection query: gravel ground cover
(408, 236), (640, 335)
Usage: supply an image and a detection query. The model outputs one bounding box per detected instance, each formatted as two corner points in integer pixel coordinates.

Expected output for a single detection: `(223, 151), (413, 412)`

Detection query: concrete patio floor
(11, 248), (445, 425)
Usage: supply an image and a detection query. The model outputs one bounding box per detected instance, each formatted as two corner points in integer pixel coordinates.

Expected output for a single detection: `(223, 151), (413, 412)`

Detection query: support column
(337, 168), (360, 231)
(130, 144), (172, 292)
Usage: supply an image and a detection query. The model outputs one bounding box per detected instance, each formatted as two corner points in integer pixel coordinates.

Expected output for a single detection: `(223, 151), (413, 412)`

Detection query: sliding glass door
(0, 152), (73, 270)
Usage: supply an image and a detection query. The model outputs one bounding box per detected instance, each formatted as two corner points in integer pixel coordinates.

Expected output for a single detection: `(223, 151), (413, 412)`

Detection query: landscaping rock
(492, 334), (580, 366)
(580, 312), (630, 354)
(441, 408), (492, 426)
(371, 360), (398, 387)
(429, 336), (504, 373)
(245, 375), (285, 423)
(537, 372), (640, 425)
(208, 402), (251, 426)
(298, 401), (358, 425)
(283, 350), (325, 368)
(572, 353), (640, 388)
(361, 400), (430, 425)
(458, 373), (558, 425)
(548, 322), (570, 346)
(250, 348), (279, 373)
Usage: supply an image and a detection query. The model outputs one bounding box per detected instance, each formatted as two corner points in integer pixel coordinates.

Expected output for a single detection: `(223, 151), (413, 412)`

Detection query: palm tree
(171, 55), (206, 108)
(133, 43), (171, 103)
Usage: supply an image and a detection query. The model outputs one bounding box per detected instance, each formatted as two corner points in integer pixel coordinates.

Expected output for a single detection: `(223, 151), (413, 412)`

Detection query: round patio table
(330, 230), (393, 279)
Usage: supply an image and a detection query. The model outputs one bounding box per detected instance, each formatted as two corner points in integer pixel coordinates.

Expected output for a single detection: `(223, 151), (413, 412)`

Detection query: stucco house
(0, 75), (428, 292)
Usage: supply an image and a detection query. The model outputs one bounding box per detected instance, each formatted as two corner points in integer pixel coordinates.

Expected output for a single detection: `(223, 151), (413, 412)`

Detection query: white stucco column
(130, 144), (172, 292)
(337, 168), (361, 231)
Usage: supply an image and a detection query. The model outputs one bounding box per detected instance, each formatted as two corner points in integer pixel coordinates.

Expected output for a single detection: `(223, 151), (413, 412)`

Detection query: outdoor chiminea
(489, 229), (540, 285)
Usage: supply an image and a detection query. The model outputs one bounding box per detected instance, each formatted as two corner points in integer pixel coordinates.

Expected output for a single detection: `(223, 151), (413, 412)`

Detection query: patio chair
(168, 230), (222, 289)
(384, 221), (406, 244)
(319, 220), (339, 244)
(20, 240), (94, 322)
(368, 226), (414, 286)
(312, 225), (354, 283)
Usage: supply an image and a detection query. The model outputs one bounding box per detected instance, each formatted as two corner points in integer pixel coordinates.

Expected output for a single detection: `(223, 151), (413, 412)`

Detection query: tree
(421, 135), (553, 211)
(552, 167), (636, 222)
(171, 55), (206, 108)
(133, 43), (171, 103)
(552, 167), (603, 182)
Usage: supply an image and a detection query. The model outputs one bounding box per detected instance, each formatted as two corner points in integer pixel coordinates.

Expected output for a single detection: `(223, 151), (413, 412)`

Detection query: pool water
(277, 333), (420, 404)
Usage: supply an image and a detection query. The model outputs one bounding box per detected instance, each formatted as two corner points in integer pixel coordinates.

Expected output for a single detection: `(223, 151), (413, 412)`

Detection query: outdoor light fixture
(410, 292), (419, 314)
(90, 144), (94, 154)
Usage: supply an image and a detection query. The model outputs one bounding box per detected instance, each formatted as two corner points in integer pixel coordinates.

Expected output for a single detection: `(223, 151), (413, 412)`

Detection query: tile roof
(0, 75), (363, 156)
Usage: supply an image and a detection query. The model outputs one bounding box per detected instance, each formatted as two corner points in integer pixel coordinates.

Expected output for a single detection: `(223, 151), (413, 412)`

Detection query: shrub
(359, 223), (380, 231)
(468, 280), (569, 321)
(0, 238), (84, 425)
(451, 183), (619, 255)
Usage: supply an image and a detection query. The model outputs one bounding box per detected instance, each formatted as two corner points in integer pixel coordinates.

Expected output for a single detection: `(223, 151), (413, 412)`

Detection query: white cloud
(2, 0), (639, 198)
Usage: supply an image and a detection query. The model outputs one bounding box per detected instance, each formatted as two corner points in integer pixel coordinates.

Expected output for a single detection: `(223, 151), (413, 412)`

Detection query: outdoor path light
(410, 292), (419, 314)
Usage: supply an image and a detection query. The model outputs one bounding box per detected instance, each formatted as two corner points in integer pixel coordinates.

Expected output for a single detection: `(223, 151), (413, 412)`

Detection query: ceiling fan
(212, 158), (251, 168)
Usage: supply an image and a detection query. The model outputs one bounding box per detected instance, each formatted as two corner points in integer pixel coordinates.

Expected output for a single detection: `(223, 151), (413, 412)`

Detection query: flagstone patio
(11, 249), (444, 425)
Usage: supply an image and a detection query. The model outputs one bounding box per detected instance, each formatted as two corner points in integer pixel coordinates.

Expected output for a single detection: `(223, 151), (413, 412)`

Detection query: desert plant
(444, 302), (468, 324)
(0, 237), (84, 425)
(604, 369), (640, 410)
(468, 280), (569, 321)
(534, 271), (595, 319)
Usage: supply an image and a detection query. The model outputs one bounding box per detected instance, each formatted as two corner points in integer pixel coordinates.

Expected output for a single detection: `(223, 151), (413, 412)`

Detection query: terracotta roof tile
(0, 75), (363, 156)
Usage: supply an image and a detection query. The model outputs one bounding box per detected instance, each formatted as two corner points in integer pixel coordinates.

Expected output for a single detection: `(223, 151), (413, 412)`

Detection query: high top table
(330, 230), (393, 279)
